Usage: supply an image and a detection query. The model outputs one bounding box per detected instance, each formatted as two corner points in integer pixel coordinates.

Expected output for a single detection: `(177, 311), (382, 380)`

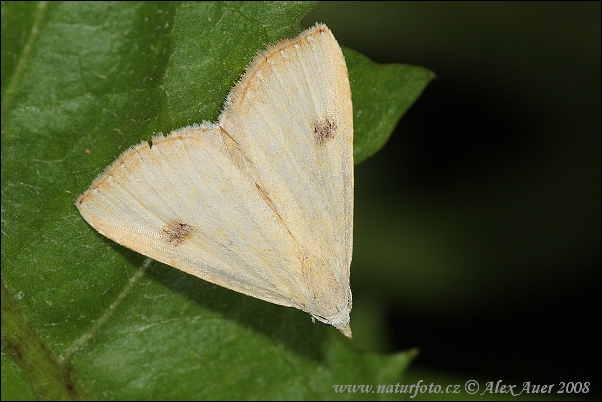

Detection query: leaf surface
(1, 2), (431, 399)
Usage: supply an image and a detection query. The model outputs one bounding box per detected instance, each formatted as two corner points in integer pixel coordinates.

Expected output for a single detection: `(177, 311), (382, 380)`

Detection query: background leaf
(1, 1), (430, 400)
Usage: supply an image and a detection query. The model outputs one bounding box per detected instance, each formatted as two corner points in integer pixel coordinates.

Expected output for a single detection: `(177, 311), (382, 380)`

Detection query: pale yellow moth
(77, 24), (354, 338)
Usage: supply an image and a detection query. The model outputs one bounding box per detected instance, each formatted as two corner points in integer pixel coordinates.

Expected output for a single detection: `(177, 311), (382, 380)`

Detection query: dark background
(304, 2), (600, 398)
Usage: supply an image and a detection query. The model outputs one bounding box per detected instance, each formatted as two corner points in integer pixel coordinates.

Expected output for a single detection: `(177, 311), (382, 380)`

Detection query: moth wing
(219, 24), (353, 324)
(77, 126), (310, 308)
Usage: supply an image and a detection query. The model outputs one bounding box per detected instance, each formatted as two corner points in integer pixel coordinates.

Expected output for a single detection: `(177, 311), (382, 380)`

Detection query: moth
(77, 24), (354, 337)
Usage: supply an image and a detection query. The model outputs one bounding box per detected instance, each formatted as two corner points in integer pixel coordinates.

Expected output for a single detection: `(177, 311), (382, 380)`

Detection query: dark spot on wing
(161, 220), (194, 247)
(313, 117), (337, 145)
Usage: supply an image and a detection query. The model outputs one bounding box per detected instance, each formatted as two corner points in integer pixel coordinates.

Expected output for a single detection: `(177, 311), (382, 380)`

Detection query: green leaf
(346, 49), (434, 164)
(2, 2), (431, 399)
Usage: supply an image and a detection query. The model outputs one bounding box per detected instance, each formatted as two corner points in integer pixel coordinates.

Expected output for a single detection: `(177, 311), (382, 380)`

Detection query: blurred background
(303, 2), (600, 397)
